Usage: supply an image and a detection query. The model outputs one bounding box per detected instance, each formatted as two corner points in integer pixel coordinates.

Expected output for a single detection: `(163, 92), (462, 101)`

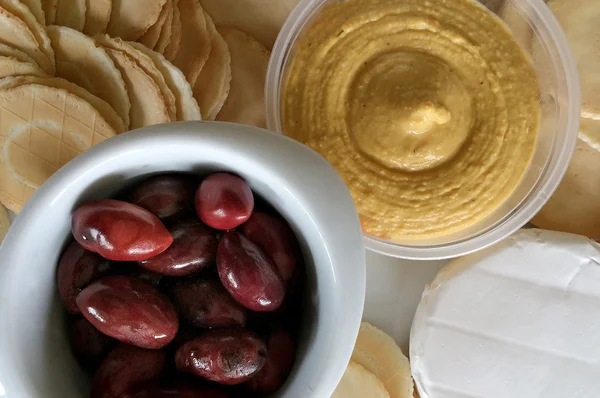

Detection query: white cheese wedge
(410, 229), (600, 398)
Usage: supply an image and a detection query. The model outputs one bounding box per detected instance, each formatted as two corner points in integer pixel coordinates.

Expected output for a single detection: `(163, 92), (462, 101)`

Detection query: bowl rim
(0, 121), (366, 397)
(265, 0), (582, 260)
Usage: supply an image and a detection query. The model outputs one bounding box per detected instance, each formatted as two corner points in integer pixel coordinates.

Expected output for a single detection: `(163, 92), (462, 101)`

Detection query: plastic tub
(265, 0), (581, 260)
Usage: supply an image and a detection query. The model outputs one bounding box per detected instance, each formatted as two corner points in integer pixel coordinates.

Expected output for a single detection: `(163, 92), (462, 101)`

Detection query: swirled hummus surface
(281, 0), (539, 240)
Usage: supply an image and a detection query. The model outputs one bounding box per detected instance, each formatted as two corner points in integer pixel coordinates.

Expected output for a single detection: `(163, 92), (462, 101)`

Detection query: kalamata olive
(172, 276), (247, 329)
(128, 381), (229, 398)
(130, 174), (195, 220)
(57, 241), (112, 314)
(247, 328), (296, 393)
(139, 220), (217, 276)
(76, 276), (179, 349)
(217, 232), (285, 312)
(127, 267), (163, 288)
(241, 212), (300, 282)
(175, 328), (267, 385)
(195, 173), (254, 230)
(91, 343), (166, 398)
(68, 317), (115, 371)
(72, 199), (173, 261)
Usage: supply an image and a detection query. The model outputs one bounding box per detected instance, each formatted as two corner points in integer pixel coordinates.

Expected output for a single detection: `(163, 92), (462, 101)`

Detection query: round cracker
(83, 0), (111, 35)
(139, 0), (171, 50)
(0, 82), (116, 213)
(21, 0), (45, 25)
(0, 56), (46, 79)
(0, 42), (40, 65)
(194, 13), (230, 120)
(95, 35), (177, 121)
(0, 0), (54, 74)
(332, 361), (390, 398)
(0, 75), (126, 134)
(54, 0), (86, 31)
(107, 0), (167, 41)
(215, 27), (269, 128)
(128, 41), (201, 121)
(172, 0), (211, 87)
(163, 0), (181, 61)
(351, 322), (414, 398)
(154, 0), (173, 54)
(579, 109), (600, 151)
(101, 47), (171, 129)
(199, 0), (299, 50)
(0, 204), (9, 244)
(531, 138), (600, 241)
(41, 0), (56, 25)
(47, 25), (130, 129)
(546, 0), (600, 117)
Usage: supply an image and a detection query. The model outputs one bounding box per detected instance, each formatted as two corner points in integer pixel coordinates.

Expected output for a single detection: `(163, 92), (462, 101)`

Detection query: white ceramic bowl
(0, 122), (366, 398)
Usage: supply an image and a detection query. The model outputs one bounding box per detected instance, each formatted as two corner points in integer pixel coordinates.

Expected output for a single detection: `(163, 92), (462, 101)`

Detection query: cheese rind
(410, 229), (600, 398)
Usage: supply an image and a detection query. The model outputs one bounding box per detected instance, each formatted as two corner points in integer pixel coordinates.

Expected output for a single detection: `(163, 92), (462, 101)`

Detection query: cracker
(101, 47), (171, 129)
(546, 0), (600, 117)
(172, 0), (211, 87)
(0, 82), (116, 213)
(0, 204), (9, 244)
(139, 0), (171, 50)
(0, 56), (46, 79)
(332, 361), (390, 398)
(41, 0), (56, 24)
(531, 138), (600, 241)
(194, 13), (231, 120)
(0, 75), (127, 134)
(579, 115), (600, 151)
(107, 0), (167, 41)
(0, 42), (40, 65)
(95, 35), (177, 121)
(215, 27), (269, 128)
(54, 0), (86, 31)
(21, 0), (45, 25)
(83, 0), (111, 35)
(154, 0), (173, 54)
(0, 0), (54, 74)
(199, 0), (299, 50)
(129, 41), (201, 121)
(163, 0), (181, 61)
(47, 26), (130, 129)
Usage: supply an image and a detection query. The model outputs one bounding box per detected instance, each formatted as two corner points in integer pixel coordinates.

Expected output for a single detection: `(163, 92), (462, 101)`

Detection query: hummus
(281, 0), (540, 240)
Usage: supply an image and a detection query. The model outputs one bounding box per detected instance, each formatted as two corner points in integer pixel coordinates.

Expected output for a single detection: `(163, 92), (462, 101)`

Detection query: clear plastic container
(265, 0), (581, 260)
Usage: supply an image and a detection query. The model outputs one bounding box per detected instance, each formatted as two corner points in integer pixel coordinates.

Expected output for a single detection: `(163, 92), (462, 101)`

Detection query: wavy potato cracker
(83, 0), (111, 35)
(0, 56), (46, 79)
(41, 0), (57, 24)
(21, 0), (45, 25)
(54, 0), (86, 31)
(163, 0), (181, 61)
(107, 0), (167, 41)
(139, 0), (171, 50)
(332, 361), (390, 398)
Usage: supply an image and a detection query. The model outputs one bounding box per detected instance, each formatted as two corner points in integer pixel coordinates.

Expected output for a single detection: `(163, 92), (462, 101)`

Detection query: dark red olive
(175, 328), (267, 385)
(217, 231), (285, 312)
(91, 343), (166, 398)
(72, 199), (173, 261)
(172, 276), (247, 329)
(130, 174), (195, 220)
(195, 173), (254, 230)
(68, 317), (115, 371)
(139, 220), (217, 276)
(247, 327), (296, 393)
(128, 380), (230, 398)
(241, 212), (300, 282)
(76, 276), (179, 349)
(57, 241), (112, 314)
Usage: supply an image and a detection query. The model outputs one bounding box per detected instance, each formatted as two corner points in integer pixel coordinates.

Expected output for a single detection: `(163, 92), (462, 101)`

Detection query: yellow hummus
(281, 0), (540, 240)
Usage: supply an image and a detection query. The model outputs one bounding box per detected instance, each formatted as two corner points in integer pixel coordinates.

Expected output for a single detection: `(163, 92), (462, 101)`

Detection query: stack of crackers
(0, 0), (293, 219)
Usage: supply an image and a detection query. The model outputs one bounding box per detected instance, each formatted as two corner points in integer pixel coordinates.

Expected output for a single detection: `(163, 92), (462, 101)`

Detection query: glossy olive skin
(175, 328), (267, 385)
(76, 276), (179, 349)
(172, 276), (247, 329)
(241, 212), (300, 282)
(68, 317), (115, 371)
(196, 173), (254, 230)
(130, 174), (195, 220)
(72, 199), (173, 261)
(247, 328), (296, 393)
(217, 232), (285, 312)
(139, 220), (218, 276)
(57, 241), (112, 314)
(91, 343), (166, 398)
